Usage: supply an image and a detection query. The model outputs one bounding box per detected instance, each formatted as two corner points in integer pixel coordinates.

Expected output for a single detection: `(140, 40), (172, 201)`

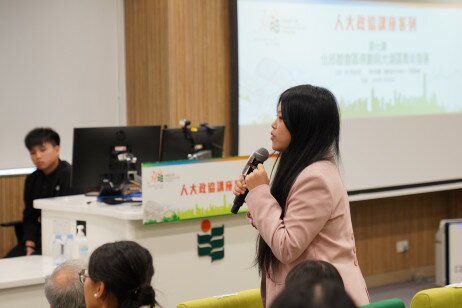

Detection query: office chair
(177, 288), (263, 308)
(360, 298), (406, 308)
(410, 287), (462, 308)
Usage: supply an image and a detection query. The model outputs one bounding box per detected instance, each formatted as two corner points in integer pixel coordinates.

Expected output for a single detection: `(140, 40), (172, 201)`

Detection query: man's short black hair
(24, 128), (60, 151)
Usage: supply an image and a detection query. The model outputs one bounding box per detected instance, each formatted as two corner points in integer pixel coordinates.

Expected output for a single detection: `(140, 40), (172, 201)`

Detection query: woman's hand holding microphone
(233, 164), (269, 197)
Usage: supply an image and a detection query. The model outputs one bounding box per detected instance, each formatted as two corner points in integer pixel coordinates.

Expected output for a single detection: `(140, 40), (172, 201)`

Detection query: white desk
(0, 256), (54, 308)
(35, 195), (260, 308)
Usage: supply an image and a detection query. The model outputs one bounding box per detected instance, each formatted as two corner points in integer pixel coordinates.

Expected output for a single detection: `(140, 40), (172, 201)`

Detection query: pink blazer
(245, 160), (370, 307)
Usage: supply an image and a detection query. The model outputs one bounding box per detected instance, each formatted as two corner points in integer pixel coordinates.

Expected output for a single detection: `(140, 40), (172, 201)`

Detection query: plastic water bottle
(74, 225), (89, 260)
(52, 233), (63, 266)
(63, 233), (74, 261)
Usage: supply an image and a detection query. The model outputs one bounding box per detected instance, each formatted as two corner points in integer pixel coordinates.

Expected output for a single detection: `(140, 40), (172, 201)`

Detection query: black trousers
(3, 243), (42, 258)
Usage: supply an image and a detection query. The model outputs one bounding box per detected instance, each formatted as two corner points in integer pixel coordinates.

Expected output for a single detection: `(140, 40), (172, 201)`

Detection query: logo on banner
(197, 219), (224, 262)
(149, 171), (164, 184)
(147, 170), (180, 188)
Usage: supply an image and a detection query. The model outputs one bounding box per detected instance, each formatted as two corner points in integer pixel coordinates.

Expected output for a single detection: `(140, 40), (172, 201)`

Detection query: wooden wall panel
(167, 0), (231, 130)
(0, 175), (25, 257)
(352, 190), (462, 278)
(125, 0), (170, 126)
(125, 0), (231, 154)
(448, 189), (462, 217)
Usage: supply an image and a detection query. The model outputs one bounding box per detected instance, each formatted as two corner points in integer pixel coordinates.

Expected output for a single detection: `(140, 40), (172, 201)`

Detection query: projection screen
(234, 0), (462, 192)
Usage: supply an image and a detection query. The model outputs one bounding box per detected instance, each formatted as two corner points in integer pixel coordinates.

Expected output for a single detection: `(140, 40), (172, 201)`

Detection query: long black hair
(88, 241), (158, 308)
(256, 84), (341, 278)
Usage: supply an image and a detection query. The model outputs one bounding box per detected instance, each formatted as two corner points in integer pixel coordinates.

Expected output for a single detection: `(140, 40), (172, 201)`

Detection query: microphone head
(254, 147), (269, 163)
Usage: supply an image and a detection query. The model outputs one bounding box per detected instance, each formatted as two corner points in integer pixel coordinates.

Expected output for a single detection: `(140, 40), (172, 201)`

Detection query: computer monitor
(160, 124), (225, 161)
(71, 126), (161, 193)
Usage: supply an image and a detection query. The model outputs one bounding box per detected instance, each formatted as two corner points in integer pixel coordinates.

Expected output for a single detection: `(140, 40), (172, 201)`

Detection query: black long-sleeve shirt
(22, 160), (72, 247)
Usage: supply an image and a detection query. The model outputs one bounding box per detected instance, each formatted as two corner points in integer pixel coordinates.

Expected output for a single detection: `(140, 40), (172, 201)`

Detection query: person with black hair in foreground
(80, 241), (158, 308)
(285, 260), (344, 289)
(234, 85), (369, 307)
(4, 127), (72, 257)
(270, 278), (356, 308)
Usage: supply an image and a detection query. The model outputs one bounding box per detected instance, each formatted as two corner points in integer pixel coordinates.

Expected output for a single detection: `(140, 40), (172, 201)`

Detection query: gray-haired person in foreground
(44, 259), (87, 308)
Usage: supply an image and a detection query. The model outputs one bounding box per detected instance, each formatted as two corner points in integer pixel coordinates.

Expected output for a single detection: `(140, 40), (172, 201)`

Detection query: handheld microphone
(231, 148), (269, 214)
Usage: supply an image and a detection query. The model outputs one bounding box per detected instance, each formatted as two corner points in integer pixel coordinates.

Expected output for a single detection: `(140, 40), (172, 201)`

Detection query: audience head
(82, 241), (157, 308)
(44, 259), (87, 308)
(25, 127), (61, 150)
(24, 127), (61, 174)
(285, 260), (344, 288)
(271, 279), (356, 308)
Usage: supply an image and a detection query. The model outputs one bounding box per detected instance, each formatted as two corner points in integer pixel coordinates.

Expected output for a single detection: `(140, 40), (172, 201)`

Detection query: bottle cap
(76, 225), (85, 236)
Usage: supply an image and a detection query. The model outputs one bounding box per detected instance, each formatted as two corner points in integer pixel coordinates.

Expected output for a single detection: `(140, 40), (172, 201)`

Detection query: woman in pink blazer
(234, 85), (370, 307)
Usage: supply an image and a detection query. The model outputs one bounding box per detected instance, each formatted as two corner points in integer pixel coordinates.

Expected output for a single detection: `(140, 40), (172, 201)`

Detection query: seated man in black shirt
(4, 128), (72, 257)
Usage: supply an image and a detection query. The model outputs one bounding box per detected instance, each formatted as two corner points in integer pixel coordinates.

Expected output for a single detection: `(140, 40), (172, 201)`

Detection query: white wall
(0, 0), (126, 171)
